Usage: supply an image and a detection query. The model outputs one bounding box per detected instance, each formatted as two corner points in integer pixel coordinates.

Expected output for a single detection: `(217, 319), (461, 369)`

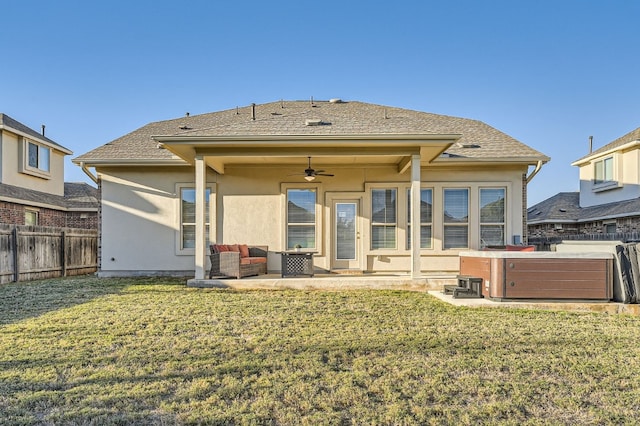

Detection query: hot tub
(459, 251), (614, 301)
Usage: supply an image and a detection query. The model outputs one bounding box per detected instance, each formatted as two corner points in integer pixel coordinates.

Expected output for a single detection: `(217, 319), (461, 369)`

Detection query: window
(287, 188), (316, 249)
(25, 210), (38, 226)
(407, 188), (433, 249)
(21, 139), (51, 178)
(180, 187), (211, 250)
(480, 188), (505, 247)
(594, 157), (613, 184)
(371, 189), (397, 249)
(443, 188), (469, 249)
(27, 141), (50, 172)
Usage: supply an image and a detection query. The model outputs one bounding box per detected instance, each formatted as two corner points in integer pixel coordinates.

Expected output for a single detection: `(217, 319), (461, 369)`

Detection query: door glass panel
(336, 203), (356, 260)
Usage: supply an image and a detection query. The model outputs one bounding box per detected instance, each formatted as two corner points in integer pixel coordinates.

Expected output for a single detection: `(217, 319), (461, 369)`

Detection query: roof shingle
(74, 100), (549, 163)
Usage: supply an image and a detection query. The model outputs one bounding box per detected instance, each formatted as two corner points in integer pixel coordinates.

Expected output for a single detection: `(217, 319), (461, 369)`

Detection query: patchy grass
(1, 276), (640, 425)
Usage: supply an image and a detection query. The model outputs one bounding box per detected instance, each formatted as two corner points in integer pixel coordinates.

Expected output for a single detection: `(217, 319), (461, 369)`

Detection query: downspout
(525, 160), (543, 184)
(80, 162), (99, 184)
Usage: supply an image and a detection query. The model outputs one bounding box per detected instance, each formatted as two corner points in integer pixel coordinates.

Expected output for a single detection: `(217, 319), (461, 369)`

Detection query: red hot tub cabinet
(459, 251), (614, 301)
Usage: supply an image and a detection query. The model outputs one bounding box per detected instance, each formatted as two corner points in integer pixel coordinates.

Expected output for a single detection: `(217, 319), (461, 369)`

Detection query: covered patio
(156, 134), (460, 281)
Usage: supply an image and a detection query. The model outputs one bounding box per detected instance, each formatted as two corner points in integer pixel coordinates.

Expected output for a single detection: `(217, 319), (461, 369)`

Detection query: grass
(1, 277), (640, 425)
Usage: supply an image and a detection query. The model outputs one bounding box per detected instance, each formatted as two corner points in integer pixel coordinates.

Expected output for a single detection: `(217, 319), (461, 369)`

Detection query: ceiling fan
(296, 157), (334, 181)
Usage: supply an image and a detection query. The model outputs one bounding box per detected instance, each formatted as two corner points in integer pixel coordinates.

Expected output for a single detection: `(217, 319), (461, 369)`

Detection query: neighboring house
(528, 126), (640, 238)
(0, 113), (98, 229)
(73, 99), (549, 279)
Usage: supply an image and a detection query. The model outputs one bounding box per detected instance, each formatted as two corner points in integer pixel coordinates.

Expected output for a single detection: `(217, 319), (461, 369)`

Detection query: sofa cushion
(239, 258), (252, 265)
(239, 244), (250, 258)
(248, 257), (267, 264)
(249, 247), (268, 257)
(215, 244), (229, 252)
(228, 244), (240, 253)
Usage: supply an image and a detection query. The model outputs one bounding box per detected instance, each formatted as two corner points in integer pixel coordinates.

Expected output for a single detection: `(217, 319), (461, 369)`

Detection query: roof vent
(457, 142), (481, 148)
(179, 125), (191, 130)
(329, 98), (343, 104)
(305, 119), (324, 126)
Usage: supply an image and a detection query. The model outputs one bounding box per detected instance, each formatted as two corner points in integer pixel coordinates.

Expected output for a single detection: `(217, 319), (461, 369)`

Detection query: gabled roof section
(0, 182), (98, 211)
(573, 126), (640, 165)
(528, 191), (640, 224)
(528, 192), (581, 224)
(0, 113), (72, 155)
(74, 100), (549, 165)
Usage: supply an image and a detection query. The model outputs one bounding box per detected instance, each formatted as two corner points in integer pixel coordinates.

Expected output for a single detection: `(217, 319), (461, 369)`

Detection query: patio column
(194, 155), (207, 280)
(410, 154), (421, 279)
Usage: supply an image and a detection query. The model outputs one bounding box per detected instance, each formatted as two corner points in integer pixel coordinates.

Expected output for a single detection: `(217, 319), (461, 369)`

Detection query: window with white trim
(407, 188), (433, 249)
(479, 188), (505, 248)
(20, 138), (51, 178)
(443, 188), (469, 249)
(180, 187), (211, 250)
(286, 188), (317, 249)
(371, 188), (397, 249)
(594, 157), (613, 184)
(28, 142), (50, 172)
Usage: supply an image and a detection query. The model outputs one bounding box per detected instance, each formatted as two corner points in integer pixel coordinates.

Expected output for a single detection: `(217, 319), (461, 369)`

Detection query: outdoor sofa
(209, 244), (268, 279)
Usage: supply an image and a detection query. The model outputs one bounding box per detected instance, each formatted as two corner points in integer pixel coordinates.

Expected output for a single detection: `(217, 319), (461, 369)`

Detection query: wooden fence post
(12, 226), (19, 283)
(61, 230), (67, 277)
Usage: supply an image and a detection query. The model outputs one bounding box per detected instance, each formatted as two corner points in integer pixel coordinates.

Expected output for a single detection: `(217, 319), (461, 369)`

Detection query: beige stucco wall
(0, 130), (66, 196)
(97, 162), (527, 277)
(578, 149), (640, 208)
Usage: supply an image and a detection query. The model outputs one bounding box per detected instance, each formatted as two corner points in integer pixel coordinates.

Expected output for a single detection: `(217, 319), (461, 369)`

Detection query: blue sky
(2, 0), (639, 205)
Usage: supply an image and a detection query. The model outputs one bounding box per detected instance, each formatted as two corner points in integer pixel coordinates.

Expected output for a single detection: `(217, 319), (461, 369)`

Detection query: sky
(2, 0), (639, 206)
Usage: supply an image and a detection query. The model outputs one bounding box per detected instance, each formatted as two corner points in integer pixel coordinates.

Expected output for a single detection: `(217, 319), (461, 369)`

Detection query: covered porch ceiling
(153, 134), (460, 175)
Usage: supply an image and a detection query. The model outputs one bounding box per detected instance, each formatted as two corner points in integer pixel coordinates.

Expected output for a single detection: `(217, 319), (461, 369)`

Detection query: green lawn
(1, 277), (640, 425)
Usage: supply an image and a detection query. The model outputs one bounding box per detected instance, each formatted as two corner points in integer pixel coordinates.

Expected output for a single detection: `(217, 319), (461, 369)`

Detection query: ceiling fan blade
(316, 173), (334, 177)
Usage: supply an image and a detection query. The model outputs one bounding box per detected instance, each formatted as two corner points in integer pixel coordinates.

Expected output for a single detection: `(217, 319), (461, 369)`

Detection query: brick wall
(0, 201), (25, 224)
(528, 215), (640, 239)
(0, 200), (97, 230)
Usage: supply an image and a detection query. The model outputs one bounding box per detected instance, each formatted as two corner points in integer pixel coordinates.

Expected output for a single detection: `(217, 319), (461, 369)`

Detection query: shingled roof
(0, 182), (98, 211)
(574, 126), (640, 164)
(528, 192), (640, 224)
(74, 100), (549, 164)
(0, 113), (72, 154)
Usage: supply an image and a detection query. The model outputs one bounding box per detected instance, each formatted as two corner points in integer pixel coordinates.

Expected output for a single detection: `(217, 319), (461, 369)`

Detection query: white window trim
(404, 186), (434, 251)
(478, 186), (507, 248)
(367, 185), (399, 252)
(592, 154), (622, 192)
(443, 187), (470, 250)
(281, 183), (323, 254)
(19, 138), (52, 179)
(175, 182), (216, 256)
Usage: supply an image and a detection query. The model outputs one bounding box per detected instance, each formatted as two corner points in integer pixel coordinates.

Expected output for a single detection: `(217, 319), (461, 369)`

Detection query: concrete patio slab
(429, 291), (640, 316)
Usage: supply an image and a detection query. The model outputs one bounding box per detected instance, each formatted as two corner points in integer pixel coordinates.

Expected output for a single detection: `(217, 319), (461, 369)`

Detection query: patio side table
(280, 251), (316, 277)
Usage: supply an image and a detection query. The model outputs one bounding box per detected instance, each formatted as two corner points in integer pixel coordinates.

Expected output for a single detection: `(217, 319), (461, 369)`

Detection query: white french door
(331, 199), (362, 270)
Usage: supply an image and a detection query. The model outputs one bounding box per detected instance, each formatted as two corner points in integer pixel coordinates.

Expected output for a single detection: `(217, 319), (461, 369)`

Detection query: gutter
(80, 162), (99, 184)
(526, 160), (543, 184)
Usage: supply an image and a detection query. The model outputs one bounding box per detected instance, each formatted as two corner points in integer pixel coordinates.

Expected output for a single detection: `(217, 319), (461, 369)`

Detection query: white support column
(410, 154), (421, 279)
(194, 155), (207, 280)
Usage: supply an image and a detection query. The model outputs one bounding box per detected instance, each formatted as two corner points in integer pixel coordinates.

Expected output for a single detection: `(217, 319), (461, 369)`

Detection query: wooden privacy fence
(0, 224), (98, 284)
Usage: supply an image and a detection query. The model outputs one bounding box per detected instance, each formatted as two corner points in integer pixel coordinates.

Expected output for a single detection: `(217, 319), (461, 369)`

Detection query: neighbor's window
(25, 210), (38, 226)
(443, 188), (469, 249)
(27, 141), (50, 172)
(480, 188), (505, 248)
(407, 188), (433, 249)
(287, 188), (316, 249)
(180, 187), (211, 249)
(371, 188), (397, 249)
(594, 157), (613, 184)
